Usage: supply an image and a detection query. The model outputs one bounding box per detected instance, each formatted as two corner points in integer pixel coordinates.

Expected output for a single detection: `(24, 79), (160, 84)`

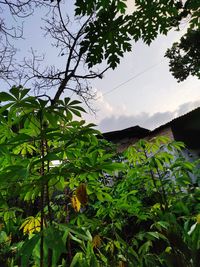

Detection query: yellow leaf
(76, 183), (88, 206)
(20, 216), (41, 235)
(20, 217), (31, 230)
(92, 235), (102, 248)
(71, 195), (81, 212)
(23, 222), (30, 235)
(196, 214), (200, 224)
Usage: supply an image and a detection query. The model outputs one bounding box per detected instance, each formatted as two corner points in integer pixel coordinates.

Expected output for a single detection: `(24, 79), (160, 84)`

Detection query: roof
(102, 107), (200, 149)
(102, 125), (150, 142)
(150, 106), (200, 135)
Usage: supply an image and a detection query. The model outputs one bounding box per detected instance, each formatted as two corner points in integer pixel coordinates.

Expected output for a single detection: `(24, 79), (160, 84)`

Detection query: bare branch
(0, 0), (112, 110)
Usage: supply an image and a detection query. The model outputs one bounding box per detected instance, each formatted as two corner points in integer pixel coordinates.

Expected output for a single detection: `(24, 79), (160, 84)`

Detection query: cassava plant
(0, 86), (200, 266)
(0, 86), (122, 266)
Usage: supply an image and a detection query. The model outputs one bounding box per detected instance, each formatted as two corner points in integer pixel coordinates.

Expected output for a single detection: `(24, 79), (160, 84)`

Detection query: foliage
(76, 0), (200, 78)
(165, 28), (200, 82)
(0, 86), (200, 266)
(0, 86), (116, 266)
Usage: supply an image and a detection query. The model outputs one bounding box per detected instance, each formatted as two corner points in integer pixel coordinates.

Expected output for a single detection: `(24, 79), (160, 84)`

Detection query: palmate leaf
(23, 185), (41, 202)
(3, 210), (17, 225)
(20, 216), (41, 235)
(0, 87), (31, 103)
(59, 224), (92, 242)
(75, 0), (127, 16)
(0, 124), (15, 143)
(138, 240), (152, 255)
(68, 100), (82, 105)
(0, 92), (16, 102)
(13, 143), (37, 156)
(101, 162), (125, 172)
(151, 221), (169, 231)
(0, 103), (13, 114)
(60, 97), (86, 118)
(44, 111), (58, 128)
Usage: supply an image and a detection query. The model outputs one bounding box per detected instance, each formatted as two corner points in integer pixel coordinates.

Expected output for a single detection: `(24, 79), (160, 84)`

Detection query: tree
(0, 0), (199, 105)
(165, 28), (200, 82)
(0, 86), (118, 266)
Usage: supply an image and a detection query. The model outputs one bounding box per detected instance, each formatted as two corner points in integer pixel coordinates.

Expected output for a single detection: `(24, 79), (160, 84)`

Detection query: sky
(87, 31), (200, 132)
(1, 1), (200, 133)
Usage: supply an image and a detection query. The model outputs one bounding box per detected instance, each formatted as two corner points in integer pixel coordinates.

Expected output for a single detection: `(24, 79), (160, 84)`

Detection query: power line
(102, 60), (163, 97)
(99, 24), (188, 98)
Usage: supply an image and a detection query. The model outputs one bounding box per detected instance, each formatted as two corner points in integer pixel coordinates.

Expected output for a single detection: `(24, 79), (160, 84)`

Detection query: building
(102, 107), (200, 159)
(102, 126), (150, 152)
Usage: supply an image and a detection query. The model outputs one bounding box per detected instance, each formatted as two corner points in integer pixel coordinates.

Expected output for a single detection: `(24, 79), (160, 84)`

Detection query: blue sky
(1, 1), (200, 133)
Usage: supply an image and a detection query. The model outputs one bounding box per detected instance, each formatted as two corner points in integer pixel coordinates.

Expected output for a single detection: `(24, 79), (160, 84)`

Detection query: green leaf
(147, 231), (160, 240)
(0, 92), (15, 102)
(44, 226), (66, 265)
(151, 221), (169, 231)
(69, 100), (82, 105)
(101, 162), (124, 172)
(10, 86), (20, 99)
(18, 234), (40, 267)
(20, 88), (30, 99)
(70, 252), (83, 267)
(188, 222), (197, 235)
(138, 240), (152, 255)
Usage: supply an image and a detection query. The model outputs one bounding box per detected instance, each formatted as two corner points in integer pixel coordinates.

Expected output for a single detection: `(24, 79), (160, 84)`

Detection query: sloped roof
(102, 107), (200, 147)
(102, 125), (150, 142)
(150, 107), (200, 135)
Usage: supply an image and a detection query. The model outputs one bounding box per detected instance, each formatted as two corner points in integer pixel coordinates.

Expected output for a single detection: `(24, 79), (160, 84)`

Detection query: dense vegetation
(0, 87), (200, 266)
(0, 1), (199, 266)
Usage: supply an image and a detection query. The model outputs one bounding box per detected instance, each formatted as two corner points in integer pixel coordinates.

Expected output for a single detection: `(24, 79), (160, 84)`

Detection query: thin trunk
(65, 188), (72, 263)
(144, 150), (165, 211)
(40, 183), (44, 267)
(40, 115), (45, 267)
(156, 167), (168, 210)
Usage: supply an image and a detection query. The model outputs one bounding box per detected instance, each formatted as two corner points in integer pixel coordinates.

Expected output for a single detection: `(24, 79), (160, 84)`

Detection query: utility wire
(102, 60), (163, 97)
(101, 21), (189, 98)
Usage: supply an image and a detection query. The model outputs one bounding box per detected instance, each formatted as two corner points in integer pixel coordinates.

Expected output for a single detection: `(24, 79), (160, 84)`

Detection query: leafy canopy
(0, 86), (200, 266)
(76, 0), (200, 74)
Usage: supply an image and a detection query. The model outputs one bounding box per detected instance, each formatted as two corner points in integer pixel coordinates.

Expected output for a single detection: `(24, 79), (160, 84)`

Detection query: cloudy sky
(86, 31), (200, 132)
(2, 1), (200, 133)
(82, 0), (200, 132)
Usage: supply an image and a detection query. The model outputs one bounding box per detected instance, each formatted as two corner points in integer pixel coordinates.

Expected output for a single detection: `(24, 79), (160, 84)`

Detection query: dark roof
(150, 106), (200, 135)
(102, 107), (200, 148)
(102, 125), (150, 142)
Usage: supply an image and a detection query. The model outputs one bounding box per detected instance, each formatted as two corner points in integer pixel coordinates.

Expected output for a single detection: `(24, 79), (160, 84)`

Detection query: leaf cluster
(0, 87), (200, 266)
(165, 29), (200, 82)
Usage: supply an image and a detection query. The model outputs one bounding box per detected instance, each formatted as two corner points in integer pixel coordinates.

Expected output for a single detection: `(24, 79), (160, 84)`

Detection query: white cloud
(95, 89), (130, 118)
(95, 90), (114, 114)
(98, 100), (200, 133)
